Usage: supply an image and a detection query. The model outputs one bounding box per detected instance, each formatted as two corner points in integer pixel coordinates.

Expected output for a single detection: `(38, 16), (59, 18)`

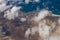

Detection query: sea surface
(7, 0), (60, 15)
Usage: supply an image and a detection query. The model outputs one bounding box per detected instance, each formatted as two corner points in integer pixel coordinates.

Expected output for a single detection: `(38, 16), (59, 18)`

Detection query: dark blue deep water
(7, 0), (60, 15)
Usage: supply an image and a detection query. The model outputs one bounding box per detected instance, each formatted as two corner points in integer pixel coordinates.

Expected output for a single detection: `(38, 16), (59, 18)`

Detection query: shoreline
(52, 14), (60, 17)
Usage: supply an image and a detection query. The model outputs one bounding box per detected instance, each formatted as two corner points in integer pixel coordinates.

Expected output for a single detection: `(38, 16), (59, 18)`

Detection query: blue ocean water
(7, 0), (60, 15)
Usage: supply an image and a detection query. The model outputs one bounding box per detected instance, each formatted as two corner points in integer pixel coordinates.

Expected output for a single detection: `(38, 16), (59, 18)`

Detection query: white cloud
(25, 0), (30, 4)
(32, 9), (50, 22)
(25, 28), (31, 37)
(0, 0), (7, 12)
(25, 20), (51, 39)
(31, 27), (38, 35)
(0, 3), (12, 12)
(0, 3), (6, 10)
(58, 18), (60, 25)
(4, 6), (21, 20)
(50, 22), (56, 31)
(34, 0), (39, 2)
(38, 21), (50, 39)
(49, 36), (60, 40)
(0, 0), (12, 12)
(38, 20), (57, 40)
(25, 16), (59, 40)
(25, 26), (38, 37)
(11, 6), (21, 13)
(20, 17), (27, 22)
(0, 0), (5, 3)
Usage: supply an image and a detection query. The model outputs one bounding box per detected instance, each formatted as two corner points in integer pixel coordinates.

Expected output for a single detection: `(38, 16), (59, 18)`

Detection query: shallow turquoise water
(53, 13), (60, 15)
